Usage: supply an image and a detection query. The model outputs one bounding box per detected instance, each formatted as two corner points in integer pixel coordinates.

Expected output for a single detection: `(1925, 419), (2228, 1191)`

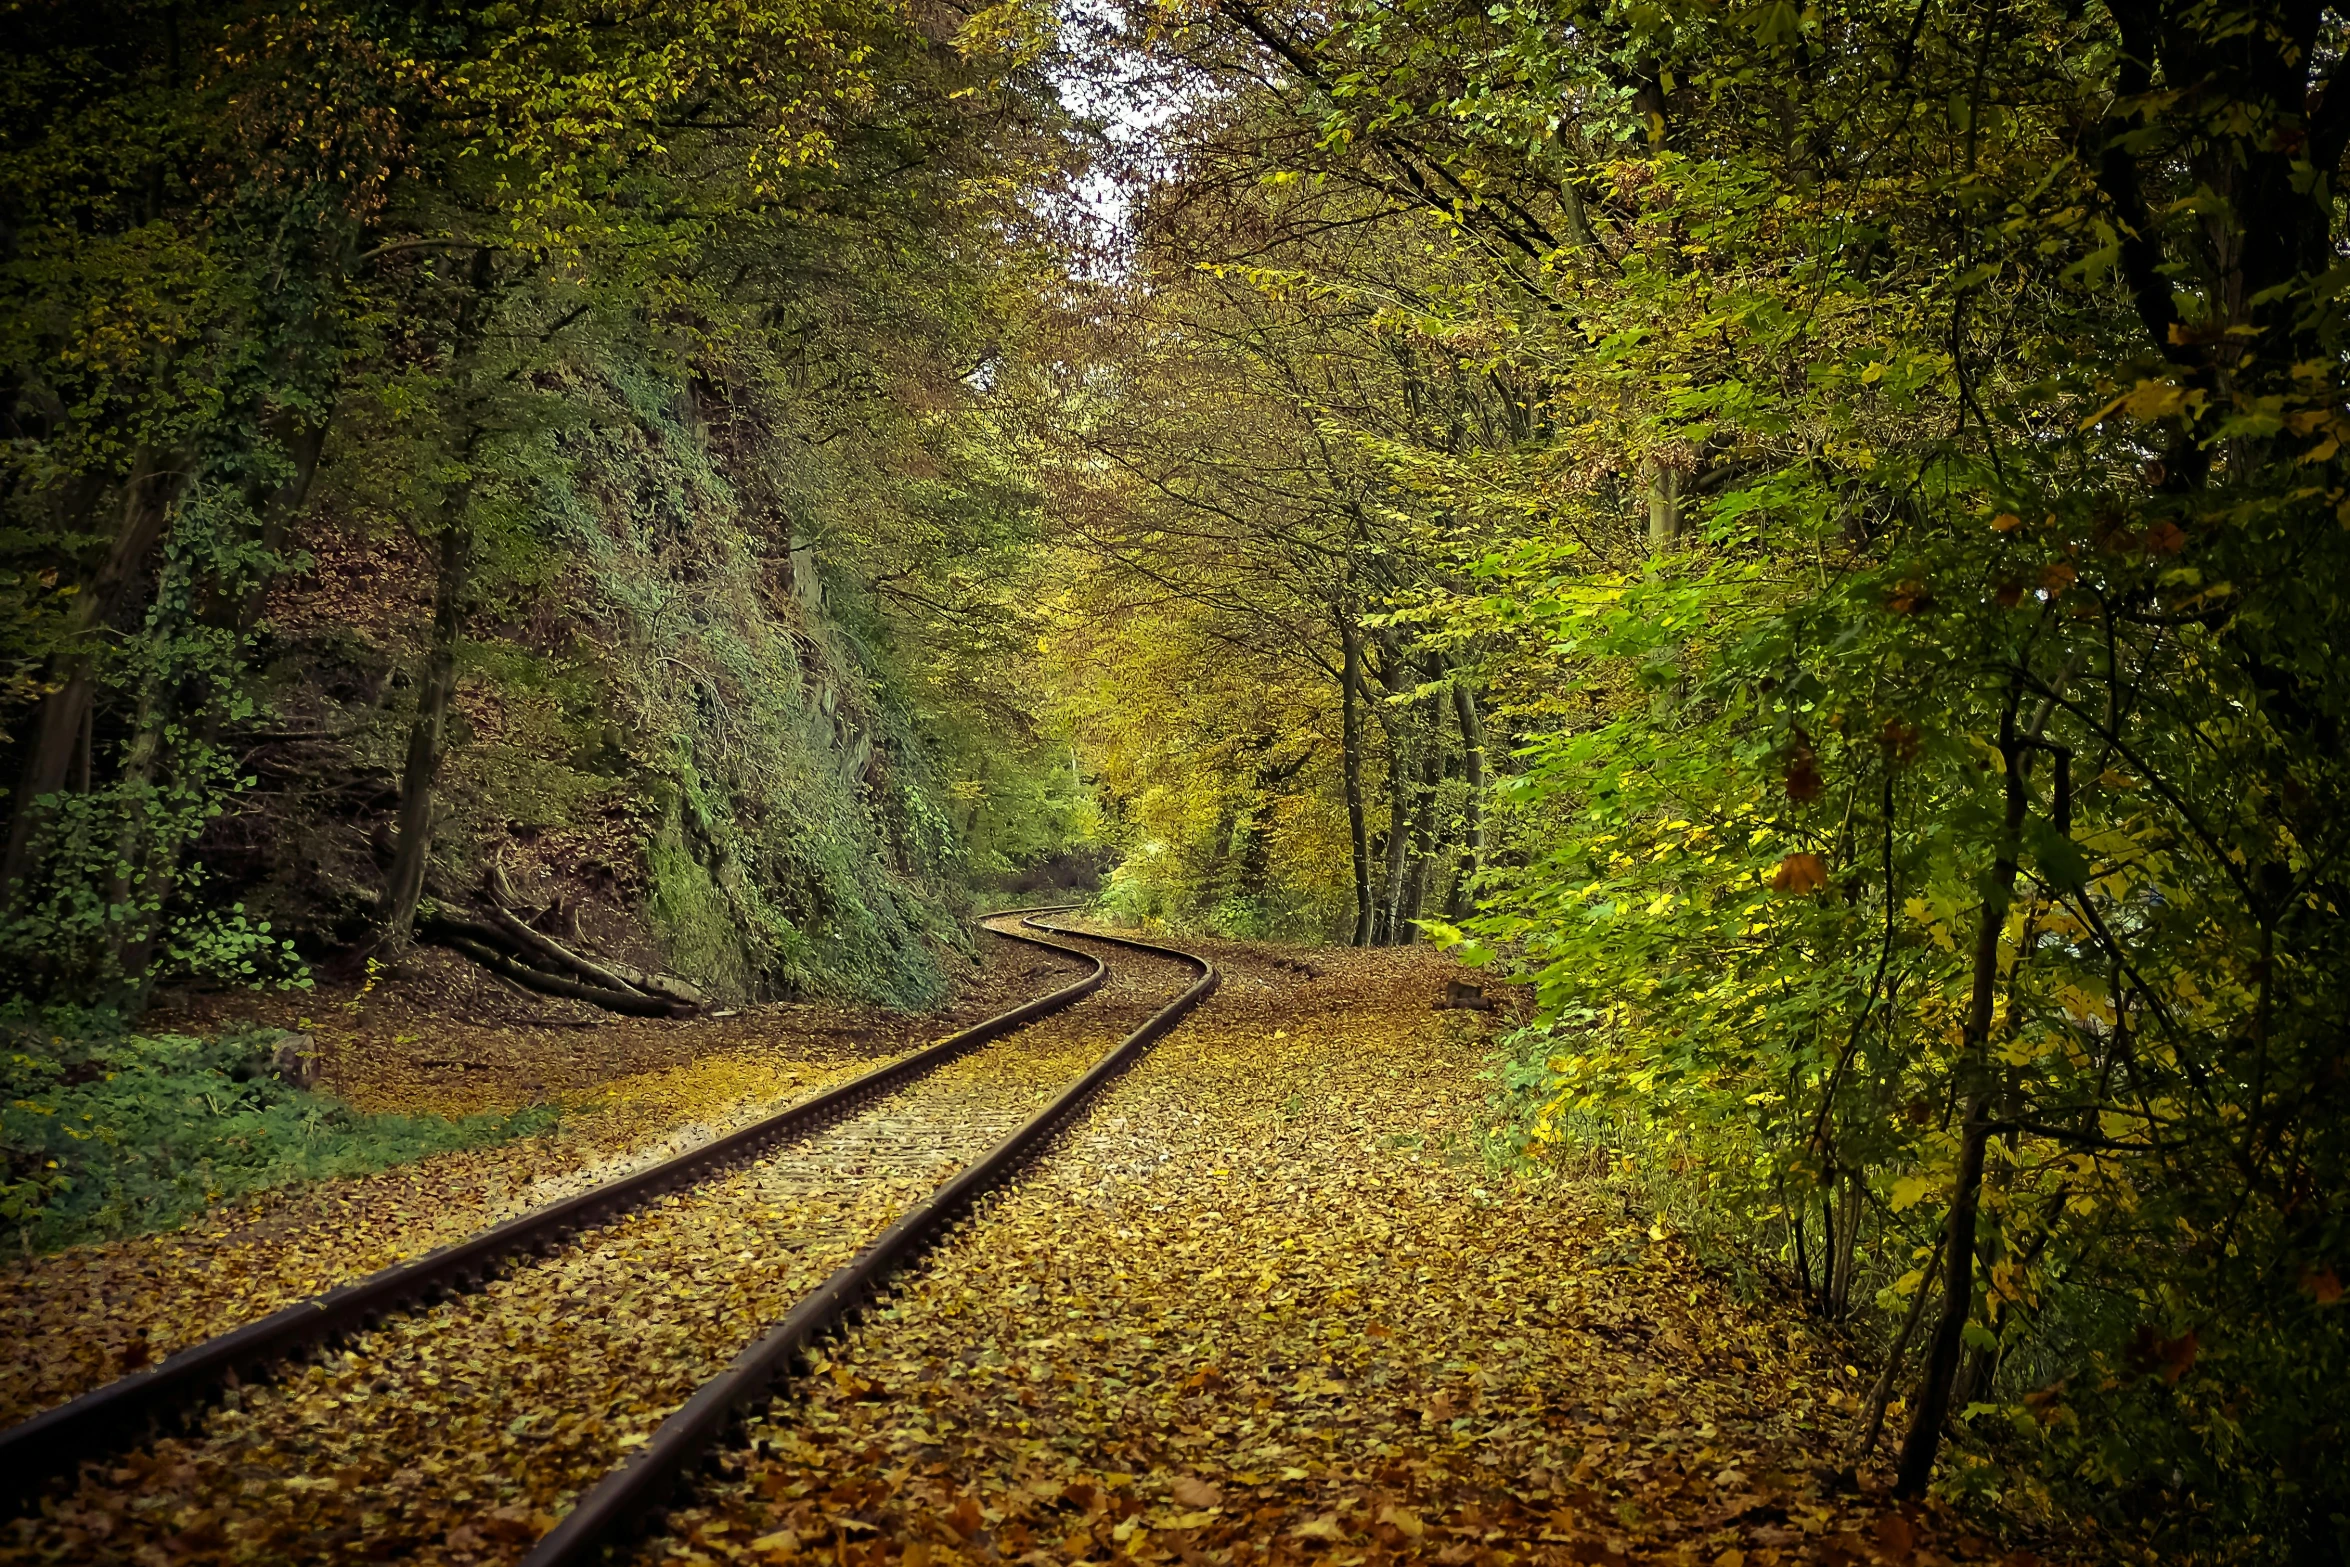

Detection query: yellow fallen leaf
(1290, 1513), (1347, 1541)
(1376, 1503), (1425, 1539)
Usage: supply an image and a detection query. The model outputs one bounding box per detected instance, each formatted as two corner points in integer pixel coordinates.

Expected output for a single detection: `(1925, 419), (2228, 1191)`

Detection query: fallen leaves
(1289, 1512), (1347, 1541)
(1172, 1477), (1224, 1511)
(0, 937), (1155, 1562)
(1377, 1501), (1427, 1539)
(648, 934), (2075, 1566)
(0, 938), (1084, 1429)
(7, 933), (2090, 1566)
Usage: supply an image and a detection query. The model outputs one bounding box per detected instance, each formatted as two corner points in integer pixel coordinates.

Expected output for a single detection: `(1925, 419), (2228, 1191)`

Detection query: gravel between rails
(2, 927), (1200, 1566)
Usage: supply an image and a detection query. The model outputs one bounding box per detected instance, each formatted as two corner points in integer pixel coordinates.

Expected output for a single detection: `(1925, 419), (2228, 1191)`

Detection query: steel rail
(520, 914), (1217, 1567)
(0, 911), (1107, 1511)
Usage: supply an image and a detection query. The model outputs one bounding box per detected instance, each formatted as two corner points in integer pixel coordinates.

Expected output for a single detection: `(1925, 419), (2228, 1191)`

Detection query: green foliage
(1054, 604), (1359, 941)
(0, 1012), (554, 1251)
(1, 484), (310, 1003)
(3, 0), (1089, 1011)
(1096, 0), (2350, 1548)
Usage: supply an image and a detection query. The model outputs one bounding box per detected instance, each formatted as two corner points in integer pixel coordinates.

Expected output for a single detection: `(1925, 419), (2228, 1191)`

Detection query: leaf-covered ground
(648, 936), (2081, 1567)
(0, 936), (1082, 1428)
(2, 933), (2086, 1566)
(0, 932), (1190, 1563)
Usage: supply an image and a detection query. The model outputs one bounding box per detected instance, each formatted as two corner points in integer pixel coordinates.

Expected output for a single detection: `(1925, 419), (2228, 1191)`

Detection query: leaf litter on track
(646, 937), (2081, 1567)
(0, 936), (1087, 1429)
(3, 933), (2084, 1567)
(0, 935), (1191, 1565)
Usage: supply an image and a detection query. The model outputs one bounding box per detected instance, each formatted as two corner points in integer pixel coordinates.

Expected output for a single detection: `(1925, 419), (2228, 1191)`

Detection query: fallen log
(481, 865), (712, 1011)
(434, 933), (682, 1018)
(484, 903), (652, 1000)
(422, 908), (526, 952)
(587, 956), (708, 1010)
(1433, 980), (1495, 1011)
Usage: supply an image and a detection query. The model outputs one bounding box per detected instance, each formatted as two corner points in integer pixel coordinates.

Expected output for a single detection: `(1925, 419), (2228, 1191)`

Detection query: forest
(4, 0), (2348, 1560)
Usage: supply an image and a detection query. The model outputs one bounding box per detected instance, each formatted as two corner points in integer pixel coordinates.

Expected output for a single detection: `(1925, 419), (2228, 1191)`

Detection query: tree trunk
(224, 417), (332, 632)
(1830, 1171), (1863, 1316)
(382, 493), (474, 941)
(1792, 1200), (1813, 1302)
(1895, 1105), (1992, 1494)
(1396, 735), (1443, 943)
(1951, 1341), (1999, 1414)
(1644, 452), (1684, 552)
(382, 248), (497, 943)
(1445, 670), (1485, 919)
(0, 450), (189, 912)
(1375, 636), (1413, 945)
(1819, 1189), (1838, 1315)
(1854, 1230), (1946, 1464)
(1391, 676), (1447, 944)
(103, 686), (167, 995)
(1895, 700), (2025, 1496)
(1339, 614), (1372, 947)
(1377, 746), (1411, 945)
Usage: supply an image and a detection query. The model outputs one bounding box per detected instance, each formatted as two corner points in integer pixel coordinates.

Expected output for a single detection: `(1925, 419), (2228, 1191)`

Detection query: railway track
(0, 913), (1216, 1565)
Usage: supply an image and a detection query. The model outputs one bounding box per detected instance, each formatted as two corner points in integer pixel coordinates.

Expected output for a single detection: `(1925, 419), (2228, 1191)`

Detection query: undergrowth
(1, 1013), (556, 1252)
(1480, 1023), (2072, 1531)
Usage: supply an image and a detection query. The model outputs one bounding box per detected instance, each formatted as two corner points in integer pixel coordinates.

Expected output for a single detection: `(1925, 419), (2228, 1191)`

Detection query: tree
(3, 0), (1094, 1006)
(1070, 0), (2350, 1543)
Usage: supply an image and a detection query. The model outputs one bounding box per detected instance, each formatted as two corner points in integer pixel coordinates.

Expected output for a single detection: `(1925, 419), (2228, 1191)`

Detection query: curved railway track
(0, 913), (1216, 1565)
